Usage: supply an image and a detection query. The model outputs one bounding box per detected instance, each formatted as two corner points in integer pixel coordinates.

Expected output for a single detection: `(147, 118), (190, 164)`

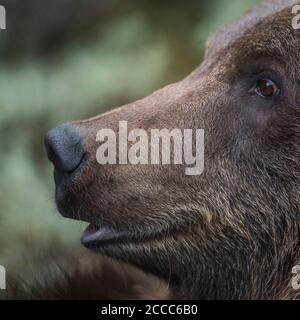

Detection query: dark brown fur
(4, 250), (170, 300)
(41, 0), (300, 299)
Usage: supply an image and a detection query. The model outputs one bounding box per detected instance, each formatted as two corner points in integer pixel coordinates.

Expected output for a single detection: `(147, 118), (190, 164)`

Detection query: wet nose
(44, 124), (85, 173)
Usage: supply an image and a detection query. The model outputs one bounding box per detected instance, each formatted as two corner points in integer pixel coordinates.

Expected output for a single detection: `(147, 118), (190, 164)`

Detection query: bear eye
(254, 78), (280, 98)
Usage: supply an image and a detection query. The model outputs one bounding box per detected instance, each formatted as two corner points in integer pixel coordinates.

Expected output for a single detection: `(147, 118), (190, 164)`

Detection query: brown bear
(43, 0), (300, 299)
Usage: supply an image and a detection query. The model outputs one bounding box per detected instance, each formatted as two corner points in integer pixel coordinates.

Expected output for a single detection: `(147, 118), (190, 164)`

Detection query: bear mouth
(81, 224), (127, 247)
(80, 222), (184, 250)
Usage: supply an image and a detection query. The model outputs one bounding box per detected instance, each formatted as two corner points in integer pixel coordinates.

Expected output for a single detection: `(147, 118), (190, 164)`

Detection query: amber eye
(255, 78), (280, 98)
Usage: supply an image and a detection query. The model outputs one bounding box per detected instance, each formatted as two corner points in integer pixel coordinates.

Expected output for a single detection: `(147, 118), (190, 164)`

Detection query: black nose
(44, 124), (85, 173)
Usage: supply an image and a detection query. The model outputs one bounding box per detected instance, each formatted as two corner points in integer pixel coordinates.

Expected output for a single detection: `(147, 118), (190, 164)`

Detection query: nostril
(45, 143), (56, 165)
(44, 124), (85, 173)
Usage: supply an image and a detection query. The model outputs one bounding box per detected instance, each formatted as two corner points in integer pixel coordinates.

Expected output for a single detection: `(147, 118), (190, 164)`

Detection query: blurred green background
(0, 0), (261, 273)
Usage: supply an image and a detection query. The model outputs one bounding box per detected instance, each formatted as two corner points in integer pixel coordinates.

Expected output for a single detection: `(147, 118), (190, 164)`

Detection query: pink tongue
(81, 225), (118, 244)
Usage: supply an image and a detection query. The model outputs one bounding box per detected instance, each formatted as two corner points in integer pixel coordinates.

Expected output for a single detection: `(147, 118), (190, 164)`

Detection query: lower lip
(81, 224), (123, 246)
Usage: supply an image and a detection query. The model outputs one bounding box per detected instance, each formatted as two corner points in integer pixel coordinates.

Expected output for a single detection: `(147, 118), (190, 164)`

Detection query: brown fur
(43, 0), (300, 299)
(4, 251), (170, 300)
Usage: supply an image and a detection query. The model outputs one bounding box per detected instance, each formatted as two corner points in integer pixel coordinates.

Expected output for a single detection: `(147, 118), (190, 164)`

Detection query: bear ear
(204, 0), (299, 59)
